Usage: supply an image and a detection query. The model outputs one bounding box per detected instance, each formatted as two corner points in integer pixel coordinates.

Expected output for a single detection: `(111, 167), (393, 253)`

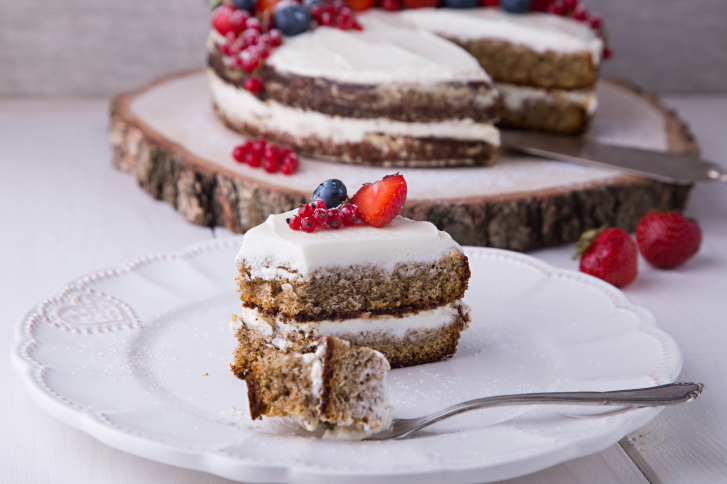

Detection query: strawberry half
(575, 227), (638, 288)
(350, 174), (407, 228)
(636, 211), (702, 269)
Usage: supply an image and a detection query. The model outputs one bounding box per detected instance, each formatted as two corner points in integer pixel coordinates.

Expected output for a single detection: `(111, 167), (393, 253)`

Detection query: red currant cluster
(310, 1), (363, 30)
(529, 0), (611, 58)
(232, 137), (300, 175)
(288, 200), (362, 232)
(213, 3), (284, 94)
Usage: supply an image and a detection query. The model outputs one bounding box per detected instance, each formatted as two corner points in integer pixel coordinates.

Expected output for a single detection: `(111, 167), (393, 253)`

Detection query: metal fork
(365, 382), (704, 440)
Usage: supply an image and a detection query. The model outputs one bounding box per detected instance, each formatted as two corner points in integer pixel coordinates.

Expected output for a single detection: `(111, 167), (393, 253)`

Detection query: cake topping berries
(574, 227), (638, 288)
(232, 136), (299, 175)
(350, 174), (407, 228)
(312, 178), (348, 208)
(288, 179), (370, 232)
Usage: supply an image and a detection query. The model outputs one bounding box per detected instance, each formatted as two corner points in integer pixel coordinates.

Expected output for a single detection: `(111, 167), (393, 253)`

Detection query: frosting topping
(399, 7), (603, 62)
(236, 210), (460, 277)
(267, 11), (490, 85)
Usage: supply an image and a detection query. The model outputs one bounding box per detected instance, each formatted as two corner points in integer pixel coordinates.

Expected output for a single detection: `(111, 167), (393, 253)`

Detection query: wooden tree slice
(109, 70), (696, 251)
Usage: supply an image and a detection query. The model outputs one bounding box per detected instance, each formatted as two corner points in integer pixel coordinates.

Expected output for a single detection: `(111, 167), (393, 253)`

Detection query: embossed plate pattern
(12, 239), (682, 483)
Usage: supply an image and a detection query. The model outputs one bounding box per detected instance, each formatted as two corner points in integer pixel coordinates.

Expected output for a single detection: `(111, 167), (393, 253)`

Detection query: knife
(501, 130), (727, 185)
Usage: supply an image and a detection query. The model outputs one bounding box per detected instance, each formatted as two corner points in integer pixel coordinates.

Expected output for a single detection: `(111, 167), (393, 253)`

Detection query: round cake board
(109, 70), (696, 251)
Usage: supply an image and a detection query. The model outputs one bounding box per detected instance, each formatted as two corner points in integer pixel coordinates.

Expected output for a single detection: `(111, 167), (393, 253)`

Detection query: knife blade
(501, 130), (727, 185)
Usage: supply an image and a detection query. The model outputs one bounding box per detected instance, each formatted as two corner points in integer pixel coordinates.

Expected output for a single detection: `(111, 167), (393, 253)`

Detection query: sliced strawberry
(256, 0), (283, 14)
(636, 211), (702, 269)
(575, 227), (638, 288)
(401, 0), (440, 8)
(346, 0), (377, 11)
(350, 174), (407, 228)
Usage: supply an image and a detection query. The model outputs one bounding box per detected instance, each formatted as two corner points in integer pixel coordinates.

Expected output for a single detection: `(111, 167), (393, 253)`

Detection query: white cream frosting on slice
(497, 82), (598, 115)
(399, 7), (603, 63)
(236, 210), (461, 279)
(266, 10), (491, 85)
(209, 69), (500, 146)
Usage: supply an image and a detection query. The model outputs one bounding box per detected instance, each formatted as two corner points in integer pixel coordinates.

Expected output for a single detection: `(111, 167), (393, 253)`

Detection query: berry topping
(233, 0), (258, 13)
(636, 211), (702, 269)
(288, 214), (302, 230)
(300, 217), (316, 233)
(274, 1), (312, 36)
(443, 0), (478, 8)
(244, 75), (264, 93)
(311, 199), (328, 210)
(575, 227), (638, 288)
(340, 204), (360, 226)
(211, 4), (237, 36)
(327, 209), (344, 229)
(500, 0), (530, 13)
(311, 179), (348, 208)
(298, 203), (314, 218)
(350, 174), (407, 228)
(573, 4), (588, 21)
(232, 145), (246, 162)
(313, 208), (329, 226)
(401, 0), (440, 8)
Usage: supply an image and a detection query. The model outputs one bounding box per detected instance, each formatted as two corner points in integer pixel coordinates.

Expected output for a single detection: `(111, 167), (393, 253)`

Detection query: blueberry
(274, 1), (312, 37)
(312, 179), (348, 208)
(443, 0), (478, 8)
(500, 0), (530, 13)
(233, 0), (256, 13)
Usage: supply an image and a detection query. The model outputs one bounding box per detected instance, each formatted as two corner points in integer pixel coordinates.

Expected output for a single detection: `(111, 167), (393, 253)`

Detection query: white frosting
(301, 345), (326, 401)
(208, 69), (500, 146)
(399, 7), (603, 64)
(497, 82), (598, 116)
(239, 301), (467, 342)
(236, 210), (461, 279)
(267, 10), (490, 85)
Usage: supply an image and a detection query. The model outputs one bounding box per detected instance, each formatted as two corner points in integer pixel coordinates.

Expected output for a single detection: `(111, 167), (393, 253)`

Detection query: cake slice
(207, 10), (500, 167)
(232, 317), (392, 440)
(234, 208), (471, 368)
(399, 7), (603, 134)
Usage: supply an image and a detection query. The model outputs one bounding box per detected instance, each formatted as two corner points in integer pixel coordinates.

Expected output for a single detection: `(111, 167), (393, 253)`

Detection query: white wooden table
(1, 96), (725, 483)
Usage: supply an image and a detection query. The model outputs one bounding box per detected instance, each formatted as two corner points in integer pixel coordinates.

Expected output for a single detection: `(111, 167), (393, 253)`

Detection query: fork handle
(427, 382), (704, 423)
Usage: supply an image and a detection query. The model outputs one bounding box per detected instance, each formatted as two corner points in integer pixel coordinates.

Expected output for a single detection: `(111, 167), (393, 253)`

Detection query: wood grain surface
(1, 0), (726, 96)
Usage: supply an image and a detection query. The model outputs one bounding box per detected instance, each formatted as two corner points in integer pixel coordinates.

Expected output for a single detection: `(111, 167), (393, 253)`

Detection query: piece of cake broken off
(232, 317), (393, 440)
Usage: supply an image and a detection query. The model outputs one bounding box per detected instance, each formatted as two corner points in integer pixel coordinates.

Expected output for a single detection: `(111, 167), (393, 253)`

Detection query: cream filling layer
(208, 69), (500, 147)
(239, 301), (467, 343)
(497, 82), (598, 116)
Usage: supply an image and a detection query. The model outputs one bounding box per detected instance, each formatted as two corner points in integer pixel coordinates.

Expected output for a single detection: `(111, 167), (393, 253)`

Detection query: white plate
(12, 239), (681, 483)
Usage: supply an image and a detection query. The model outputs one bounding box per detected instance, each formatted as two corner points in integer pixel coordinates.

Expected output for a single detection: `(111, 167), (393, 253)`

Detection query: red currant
(241, 52), (261, 73)
(298, 203), (314, 218)
(244, 76), (264, 94)
(282, 153), (298, 170)
(244, 152), (261, 167)
(562, 0), (577, 11)
(588, 14), (602, 29)
(573, 5), (589, 21)
(288, 215), (302, 230)
(340, 204), (356, 226)
(313, 208), (329, 226)
(245, 17), (262, 31)
(243, 28), (260, 46)
(230, 10), (250, 34)
(280, 162), (295, 175)
(268, 29), (283, 47)
(380, 0), (400, 11)
(320, 12), (333, 26)
(311, 199), (327, 210)
(603, 46), (613, 60)
(263, 157), (278, 173)
(232, 145), (246, 162)
(327, 209), (343, 229)
(301, 217), (316, 233)
(547, 2), (566, 15)
(482, 0), (499, 6)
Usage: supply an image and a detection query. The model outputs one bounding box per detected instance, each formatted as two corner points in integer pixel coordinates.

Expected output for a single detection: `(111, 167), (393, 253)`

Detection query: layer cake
(232, 209), (471, 370)
(207, 11), (500, 167)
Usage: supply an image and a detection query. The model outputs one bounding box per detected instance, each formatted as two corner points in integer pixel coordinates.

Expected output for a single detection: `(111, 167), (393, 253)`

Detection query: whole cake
(207, 0), (610, 161)
(231, 175), (471, 372)
(208, 9), (500, 167)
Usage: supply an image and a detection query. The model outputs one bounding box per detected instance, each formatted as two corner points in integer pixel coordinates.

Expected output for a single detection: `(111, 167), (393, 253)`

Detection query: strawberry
(346, 0), (377, 11)
(575, 227), (638, 288)
(211, 3), (237, 36)
(636, 211), (702, 269)
(350, 174), (407, 228)
(401, 0), (440, 8)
